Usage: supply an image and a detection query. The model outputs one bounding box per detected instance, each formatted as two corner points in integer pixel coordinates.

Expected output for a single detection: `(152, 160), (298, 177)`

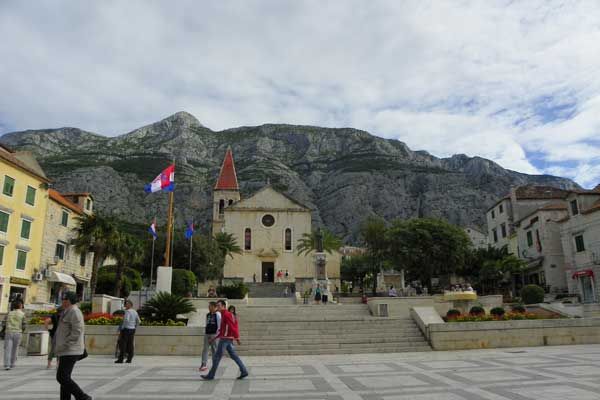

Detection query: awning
(48, 271), (77, 286)
(572, 269), (594, 279)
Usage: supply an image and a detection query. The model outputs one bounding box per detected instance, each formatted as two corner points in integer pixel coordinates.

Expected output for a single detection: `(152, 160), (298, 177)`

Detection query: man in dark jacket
(199, 301), (221, 372)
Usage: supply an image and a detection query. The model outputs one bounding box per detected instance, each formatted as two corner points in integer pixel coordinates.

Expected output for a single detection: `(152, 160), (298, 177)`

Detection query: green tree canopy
(113, 232), (145, 297)
(96, 265), (142, 297)
(296, 229), (342, 256)
(359, 217), (391, 295)
(171, 269), (197, 297)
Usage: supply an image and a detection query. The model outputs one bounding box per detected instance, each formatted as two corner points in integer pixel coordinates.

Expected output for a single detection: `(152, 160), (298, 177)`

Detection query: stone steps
(237, 345), (432, 356)
(246, 283), (295, 298)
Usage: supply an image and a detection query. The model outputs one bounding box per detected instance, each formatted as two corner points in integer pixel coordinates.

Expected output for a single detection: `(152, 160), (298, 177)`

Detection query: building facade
(36, 190), (94, 305)
(0, 144), (50, 313)
(560, 189), (600, 303)
(464, 227), (488, 249)
(212, 148), (341, 293)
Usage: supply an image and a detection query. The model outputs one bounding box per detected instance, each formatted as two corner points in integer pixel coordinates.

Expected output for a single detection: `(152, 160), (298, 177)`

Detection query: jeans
(57, 355), (89, 400)
(206, 339), (247, 379)
(201, 334), (217, 366)
(117, 329), (136, 362)
(3, 332), (21, 368)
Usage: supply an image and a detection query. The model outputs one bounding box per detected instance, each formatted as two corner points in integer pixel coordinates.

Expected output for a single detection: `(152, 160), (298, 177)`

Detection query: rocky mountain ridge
(1, 111), (578, 242)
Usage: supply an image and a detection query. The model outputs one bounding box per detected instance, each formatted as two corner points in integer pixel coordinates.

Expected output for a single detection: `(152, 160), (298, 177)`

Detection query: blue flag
(185, 221), (195, 240)
(148, 219), (158, 240)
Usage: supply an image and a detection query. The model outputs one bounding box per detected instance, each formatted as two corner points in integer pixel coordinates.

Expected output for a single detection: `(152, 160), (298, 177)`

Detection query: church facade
(212, 148), (340, 293)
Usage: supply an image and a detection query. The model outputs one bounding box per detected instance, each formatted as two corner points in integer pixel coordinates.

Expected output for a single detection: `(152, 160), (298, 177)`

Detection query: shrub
(112, 309), (125, 317)
(172, 269), (197, 297)
(469, 306), (485, 316)
(32, 309), (56, 316)
(511, 304), (526, 313)
(79, 302), (92, 315)
(96, 265), (143, 297)
(446, 309), (461, 319)
(217, 282), (249, 299)
(490, 307), (505, 317)
(141, 319), (186, 327)
(521, 285), (545, 304)
(29, 316), (46, 325)
(139, 292), (195, 323)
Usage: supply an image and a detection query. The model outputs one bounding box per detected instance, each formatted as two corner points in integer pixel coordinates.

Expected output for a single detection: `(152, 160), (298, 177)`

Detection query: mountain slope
(1, 112), (578, 242)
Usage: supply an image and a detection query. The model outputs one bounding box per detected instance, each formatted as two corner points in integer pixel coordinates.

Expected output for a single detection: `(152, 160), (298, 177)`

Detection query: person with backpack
(200, 300), (248, 381)
(3, 300), (26, 370)
(199, 301), (221, 372)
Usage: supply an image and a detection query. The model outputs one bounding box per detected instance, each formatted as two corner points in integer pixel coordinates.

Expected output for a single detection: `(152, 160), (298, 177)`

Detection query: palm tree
(213, 232), (242, 259)
(113, 232), (145, 298)
(212, 232), (242, 285)
(73, 214), (119, 296)
(296, 229), (342, 256)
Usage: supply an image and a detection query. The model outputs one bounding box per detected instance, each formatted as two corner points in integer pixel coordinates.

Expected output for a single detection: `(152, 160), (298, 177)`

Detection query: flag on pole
(149, 219), (158, 240)
(185, 221), (195, 240)
(144, 164), (175, 193)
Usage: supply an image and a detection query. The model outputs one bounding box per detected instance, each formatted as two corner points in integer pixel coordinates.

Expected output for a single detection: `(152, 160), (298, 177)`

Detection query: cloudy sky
(1, 1), (599, 187)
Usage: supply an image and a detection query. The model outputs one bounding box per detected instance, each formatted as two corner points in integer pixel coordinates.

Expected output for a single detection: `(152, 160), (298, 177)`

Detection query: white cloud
(0, 0), (599, 186)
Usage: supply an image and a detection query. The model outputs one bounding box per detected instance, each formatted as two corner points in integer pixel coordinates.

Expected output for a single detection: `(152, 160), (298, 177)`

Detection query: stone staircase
(234, 303), (431, 355)
(246, 283), (294, 298)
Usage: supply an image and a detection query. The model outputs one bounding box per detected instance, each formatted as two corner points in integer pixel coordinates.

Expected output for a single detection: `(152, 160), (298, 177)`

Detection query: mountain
(0, 111), (579, 242)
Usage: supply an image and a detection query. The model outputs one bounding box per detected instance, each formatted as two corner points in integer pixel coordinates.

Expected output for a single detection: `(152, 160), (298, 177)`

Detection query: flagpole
(189, 236), (193, 271)
(150, 237), (155, 288)
(164, 190), (174, 267)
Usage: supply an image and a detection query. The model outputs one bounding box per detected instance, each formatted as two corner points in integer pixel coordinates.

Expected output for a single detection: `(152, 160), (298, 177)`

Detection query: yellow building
(0, 144), (50, 313)
(212, 148), (341, 294)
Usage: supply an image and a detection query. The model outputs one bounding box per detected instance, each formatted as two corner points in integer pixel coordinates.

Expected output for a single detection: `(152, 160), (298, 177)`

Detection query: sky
(1, 1), (599, 187)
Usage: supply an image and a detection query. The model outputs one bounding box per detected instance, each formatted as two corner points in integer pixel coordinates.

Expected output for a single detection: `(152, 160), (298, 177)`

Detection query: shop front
(47, 271), (77, 305)
(573, 269), (596, 303)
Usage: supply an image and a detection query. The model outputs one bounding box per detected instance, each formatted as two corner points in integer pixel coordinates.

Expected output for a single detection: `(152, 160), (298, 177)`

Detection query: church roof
(214, 147), (239, 191)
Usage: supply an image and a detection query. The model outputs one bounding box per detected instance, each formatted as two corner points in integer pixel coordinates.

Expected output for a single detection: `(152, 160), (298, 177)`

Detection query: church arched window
(228, 199), (234, 206)
(244, 228), (252, 250)
(219, 199), (225, 216)
(284, 228), (292, 251)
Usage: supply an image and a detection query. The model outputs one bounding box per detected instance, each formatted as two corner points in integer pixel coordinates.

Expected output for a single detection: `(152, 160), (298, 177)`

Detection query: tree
(171, 269), (197, 296)
(296, 229), (342, 256)
(213, 232), (242, 259)
(96, 265), (142, 297)
(169, 233), (224, 283)
(113, 232), (145, 298)
(360, 217), (390, 295)
(73, 213), (119, 296)
(341, 254), (370, 290)
(387, 218), (472, 292)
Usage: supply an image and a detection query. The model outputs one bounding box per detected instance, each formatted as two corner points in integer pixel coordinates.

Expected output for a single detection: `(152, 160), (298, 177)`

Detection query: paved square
(2, 344), (600, 399)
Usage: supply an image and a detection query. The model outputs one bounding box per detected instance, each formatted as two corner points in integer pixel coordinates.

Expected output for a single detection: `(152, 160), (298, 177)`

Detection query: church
(211, 148), (341, 294)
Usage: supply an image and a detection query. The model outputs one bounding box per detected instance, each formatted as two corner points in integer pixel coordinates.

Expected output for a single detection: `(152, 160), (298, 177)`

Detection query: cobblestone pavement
(2, 344), (600, 399)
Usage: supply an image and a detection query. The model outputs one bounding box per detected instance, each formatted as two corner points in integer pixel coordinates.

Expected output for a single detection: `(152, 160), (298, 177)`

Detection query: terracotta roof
(49, 189), (83, 214)
(61, 192), (94, 200)
(514, 185), (570, 200)
(214, 147), (239, 191)
(0, 144), (50, 183)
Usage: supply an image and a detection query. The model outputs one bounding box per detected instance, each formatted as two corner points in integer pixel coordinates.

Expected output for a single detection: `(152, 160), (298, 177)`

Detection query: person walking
(200, 300), (248, 381)
(115, 300), (141, 364)
(44, 306), (63, 369)
(314, 284), (322, 304)
(322, 285), (329, 304)
(55, 291), (91, 400)
(199, 301), (221, 372)
(3, 300), (26, 370)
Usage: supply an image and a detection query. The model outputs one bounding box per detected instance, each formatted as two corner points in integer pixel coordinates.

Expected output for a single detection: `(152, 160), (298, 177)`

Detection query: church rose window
(285, 228), (292, 251)
(262, 214), (275, 227)
(244, 228), (252, 250)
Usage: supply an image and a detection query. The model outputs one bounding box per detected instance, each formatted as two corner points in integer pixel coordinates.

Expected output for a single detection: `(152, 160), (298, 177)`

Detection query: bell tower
(212, 147), (241, 235)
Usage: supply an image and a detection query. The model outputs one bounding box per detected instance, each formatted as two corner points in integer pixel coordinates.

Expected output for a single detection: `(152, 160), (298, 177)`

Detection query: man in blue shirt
(115, 300), (141, 364)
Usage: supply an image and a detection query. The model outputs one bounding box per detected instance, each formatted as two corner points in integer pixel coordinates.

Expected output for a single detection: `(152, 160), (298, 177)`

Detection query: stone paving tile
(2, 344), (600, 399)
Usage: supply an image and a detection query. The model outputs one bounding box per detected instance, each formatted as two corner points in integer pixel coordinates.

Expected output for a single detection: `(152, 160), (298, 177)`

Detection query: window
(55, 242), (66, 260)
(20, 219), (31, 240)
(530, 216), (539, 225)
(218, 199), (225, 216)
(85, 199), (91, 211)
(244, 228), (252, 250)
(491, 210), (495, 219)
(25, 186), (36, 206)
(535, 229), (542, 251)
(501, 223), (507, 238)
(575, 235), (586, 252)
(262, 214), (275, 227)
(79, 252), (86, 267)
(228, 199), (233, 206)
(16, 250), (27, 270)
(492, 228), (498, 243)
(499, 204), (504, 214)
(2, 176), (15, 197)
(570, 200), (579, 216)
(284, 228), (292, 251)
(0, 211), (9, 233)
(527, 231), (533, 247)
(61, 210), (69, 227)
(0, 245), (4, 266)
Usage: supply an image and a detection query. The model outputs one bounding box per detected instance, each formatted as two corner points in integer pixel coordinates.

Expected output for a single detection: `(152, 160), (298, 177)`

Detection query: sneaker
(199, 365), (208, 372)
(200, 375), (214, 380)
(114, 360), (123, 364)
(125, 360), (132, 364)
(237, 372), (248, 380)
(4, 367), (10, 371)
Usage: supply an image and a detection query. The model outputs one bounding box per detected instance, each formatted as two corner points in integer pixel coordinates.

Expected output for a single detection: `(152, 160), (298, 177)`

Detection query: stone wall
(367, 295), (503, 318)
(85, 325), (204, 356)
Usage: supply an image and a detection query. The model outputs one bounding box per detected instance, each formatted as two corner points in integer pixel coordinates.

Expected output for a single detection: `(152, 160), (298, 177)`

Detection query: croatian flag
(149, 219), (158, 240)
(185, 221), (195, 240)
(144, 164), (175, 193)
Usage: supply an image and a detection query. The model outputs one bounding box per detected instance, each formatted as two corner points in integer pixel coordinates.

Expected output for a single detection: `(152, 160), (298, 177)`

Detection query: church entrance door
(262, 262), (275, 282)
